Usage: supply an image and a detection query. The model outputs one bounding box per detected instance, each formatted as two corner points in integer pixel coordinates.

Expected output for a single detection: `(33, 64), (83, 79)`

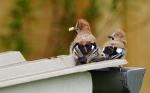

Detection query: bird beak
(69, 27), (76, 31)
(69, 21), (80, 31)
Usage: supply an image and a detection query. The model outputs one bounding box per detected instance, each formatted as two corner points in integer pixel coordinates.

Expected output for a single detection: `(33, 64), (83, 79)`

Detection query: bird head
(108, 29), (127, 45)
(69, 19), (91, 33)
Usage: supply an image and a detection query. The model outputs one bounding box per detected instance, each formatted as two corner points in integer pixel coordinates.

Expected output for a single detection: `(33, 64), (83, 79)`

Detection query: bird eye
(76, 28), (80, 31)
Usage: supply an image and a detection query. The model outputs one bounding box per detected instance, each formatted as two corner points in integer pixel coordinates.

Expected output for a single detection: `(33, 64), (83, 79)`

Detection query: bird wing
(111, 48), (126, 59)
(70, 41), (100, 62)
(86, 47), (99, 63)
(102, 40), (126, 59)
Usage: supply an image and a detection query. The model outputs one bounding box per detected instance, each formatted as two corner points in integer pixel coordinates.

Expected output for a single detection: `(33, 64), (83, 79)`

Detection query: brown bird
(101, 29), (127, 60)
(69, 19), (100, 65)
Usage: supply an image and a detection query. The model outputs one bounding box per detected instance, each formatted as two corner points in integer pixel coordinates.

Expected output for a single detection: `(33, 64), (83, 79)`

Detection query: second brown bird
(101, 29), (127, 60)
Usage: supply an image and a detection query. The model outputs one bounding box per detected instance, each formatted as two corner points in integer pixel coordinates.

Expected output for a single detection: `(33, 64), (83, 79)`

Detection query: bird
(101, 29), (127, 60)
(69, 19), (100, 65)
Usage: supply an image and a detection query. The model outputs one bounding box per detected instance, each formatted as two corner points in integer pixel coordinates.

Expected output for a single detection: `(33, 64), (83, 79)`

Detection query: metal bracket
(91, 67), (145, 93)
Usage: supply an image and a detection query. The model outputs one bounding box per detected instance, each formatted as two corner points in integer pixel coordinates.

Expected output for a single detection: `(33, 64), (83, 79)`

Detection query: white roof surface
(0, 51), (128, 88)
(0, 51), (26, 67)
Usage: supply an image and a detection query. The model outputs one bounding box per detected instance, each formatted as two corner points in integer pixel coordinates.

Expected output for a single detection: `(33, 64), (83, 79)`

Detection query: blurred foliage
(110, 0), (118, 12)
(84, 0), (100, 36)
(0, 0), (101, 57)
(54, 0), (76, 55)
(0, 0), (129, 57)
(44, 0), (76, 56)
(85, 0), (100, 23)
(1, 0), (32, 54)
(44, 0), (100, 56)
